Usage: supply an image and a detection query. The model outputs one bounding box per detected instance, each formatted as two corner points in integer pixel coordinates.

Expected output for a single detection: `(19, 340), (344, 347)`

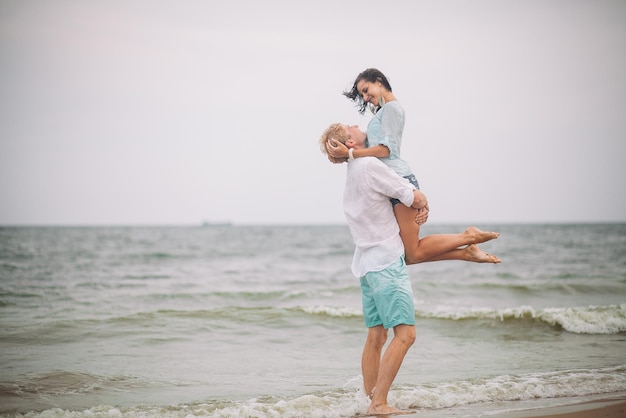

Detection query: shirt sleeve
(364, 158), (415, 207)
(379, 103), (404, 160)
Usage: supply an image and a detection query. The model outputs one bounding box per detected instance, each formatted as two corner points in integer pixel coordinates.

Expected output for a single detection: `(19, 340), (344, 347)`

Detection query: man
(319, 123), (429, 415)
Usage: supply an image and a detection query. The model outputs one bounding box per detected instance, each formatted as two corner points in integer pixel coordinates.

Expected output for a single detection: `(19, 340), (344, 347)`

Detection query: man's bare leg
(367, 324), (416, 416)
(362, 326), (387, 398)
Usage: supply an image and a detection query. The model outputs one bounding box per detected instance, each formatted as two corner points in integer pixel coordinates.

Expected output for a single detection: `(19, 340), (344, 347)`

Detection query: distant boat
(201, 221), (233, 227)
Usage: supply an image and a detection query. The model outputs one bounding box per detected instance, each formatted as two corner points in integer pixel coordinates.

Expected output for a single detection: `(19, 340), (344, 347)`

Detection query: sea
(1, 223), (625, 417)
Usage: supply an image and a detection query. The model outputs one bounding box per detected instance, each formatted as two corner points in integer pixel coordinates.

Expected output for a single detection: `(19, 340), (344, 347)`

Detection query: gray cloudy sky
(1, 0), (625, 225)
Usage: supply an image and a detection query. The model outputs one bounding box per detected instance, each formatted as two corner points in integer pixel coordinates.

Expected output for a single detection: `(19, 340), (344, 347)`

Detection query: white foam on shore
(11, 366), (626, 418)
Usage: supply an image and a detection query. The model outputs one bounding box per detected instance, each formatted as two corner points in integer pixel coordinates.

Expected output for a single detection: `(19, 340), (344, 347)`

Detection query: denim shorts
(359, 257), (416, 329)
(391, 174), (420, 206)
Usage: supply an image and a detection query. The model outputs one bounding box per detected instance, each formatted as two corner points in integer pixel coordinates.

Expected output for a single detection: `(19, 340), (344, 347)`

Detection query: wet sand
(488, 398), (626, 418)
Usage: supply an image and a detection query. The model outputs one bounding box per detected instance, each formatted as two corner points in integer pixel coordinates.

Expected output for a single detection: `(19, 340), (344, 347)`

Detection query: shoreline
(402, 394), (626, 418)
(489, 397), (626, 417)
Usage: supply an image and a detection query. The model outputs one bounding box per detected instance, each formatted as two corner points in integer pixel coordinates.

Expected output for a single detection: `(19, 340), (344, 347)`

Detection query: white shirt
(343, 156), (416, 277)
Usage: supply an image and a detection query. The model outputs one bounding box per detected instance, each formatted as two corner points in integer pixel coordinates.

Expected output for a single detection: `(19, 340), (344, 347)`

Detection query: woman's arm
(353, 144), (389, 159)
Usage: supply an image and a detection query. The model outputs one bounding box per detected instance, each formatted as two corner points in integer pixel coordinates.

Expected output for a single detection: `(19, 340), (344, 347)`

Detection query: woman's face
(356, 79), (383, 106)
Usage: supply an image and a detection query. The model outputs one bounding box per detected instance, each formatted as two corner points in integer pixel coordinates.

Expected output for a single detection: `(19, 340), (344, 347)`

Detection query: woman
(326, 68), (500, 264)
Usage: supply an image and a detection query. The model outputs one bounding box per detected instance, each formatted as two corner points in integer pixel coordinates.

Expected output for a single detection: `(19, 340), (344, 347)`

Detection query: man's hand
(326, 138), (349, 160)
(411, 190), (429, 225)
(411, 190), (428, 210)
(415, 204), (429, 225)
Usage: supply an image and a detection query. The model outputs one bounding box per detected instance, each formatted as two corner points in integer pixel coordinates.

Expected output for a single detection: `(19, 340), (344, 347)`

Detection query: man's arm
(411, 190), (428, 210)
(367, 158), (428, 210)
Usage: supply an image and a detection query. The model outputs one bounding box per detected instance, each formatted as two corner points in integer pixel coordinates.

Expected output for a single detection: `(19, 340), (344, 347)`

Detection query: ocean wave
(301, 304), (626, 334)
(400, 366), (626, 409)
(5, 303), (623, 345)
(8, 366), (626, 417)
(417, 304), (626, 334)
(438, 279), (626, 294)
(0, 371), (147, 398)
(299, 306), (362, 318)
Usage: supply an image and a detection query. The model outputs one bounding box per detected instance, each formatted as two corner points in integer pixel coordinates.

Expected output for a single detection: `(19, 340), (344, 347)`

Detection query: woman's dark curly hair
(343, 68), (393, 114)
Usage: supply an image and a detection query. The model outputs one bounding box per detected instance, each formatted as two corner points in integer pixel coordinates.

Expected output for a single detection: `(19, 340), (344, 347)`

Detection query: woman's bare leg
(394, 204), (500, 265)
(422, 244), (501, 263)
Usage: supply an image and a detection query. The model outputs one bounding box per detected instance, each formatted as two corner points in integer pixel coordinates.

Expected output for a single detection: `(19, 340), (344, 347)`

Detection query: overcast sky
(1, 0), (625, 225)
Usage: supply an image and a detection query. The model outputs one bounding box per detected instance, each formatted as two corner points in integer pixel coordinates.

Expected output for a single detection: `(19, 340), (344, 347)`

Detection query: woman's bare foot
(465, 244), (501, 263)
(366, 403), (415, 415)
(464, 226), (499, 244)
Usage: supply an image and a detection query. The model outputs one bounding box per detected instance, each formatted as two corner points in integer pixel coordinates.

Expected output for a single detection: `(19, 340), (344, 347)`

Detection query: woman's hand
(326, 138), (349, 160)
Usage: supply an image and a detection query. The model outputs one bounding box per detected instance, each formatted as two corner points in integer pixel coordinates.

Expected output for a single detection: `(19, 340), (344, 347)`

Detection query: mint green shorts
(359, 257), (416, 329)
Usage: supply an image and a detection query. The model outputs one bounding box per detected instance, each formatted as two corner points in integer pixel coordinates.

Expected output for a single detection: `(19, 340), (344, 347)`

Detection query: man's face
(344, 125), (366, 147)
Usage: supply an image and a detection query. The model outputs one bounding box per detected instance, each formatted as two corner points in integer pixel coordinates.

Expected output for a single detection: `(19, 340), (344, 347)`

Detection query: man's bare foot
(464, 226), (499, 244)
(366, 403), (415, 415)
(465, 244), (501, 263)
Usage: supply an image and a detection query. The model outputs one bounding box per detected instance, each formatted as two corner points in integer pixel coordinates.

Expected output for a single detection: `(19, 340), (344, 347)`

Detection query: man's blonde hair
(319, 123), (348, 155)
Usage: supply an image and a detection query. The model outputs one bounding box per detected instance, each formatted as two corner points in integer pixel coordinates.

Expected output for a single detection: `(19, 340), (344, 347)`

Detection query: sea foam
(13, 366), (626, 418)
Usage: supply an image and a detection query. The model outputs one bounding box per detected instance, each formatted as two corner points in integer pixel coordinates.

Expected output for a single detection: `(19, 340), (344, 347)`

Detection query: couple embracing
(319, 68), (500, 415)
